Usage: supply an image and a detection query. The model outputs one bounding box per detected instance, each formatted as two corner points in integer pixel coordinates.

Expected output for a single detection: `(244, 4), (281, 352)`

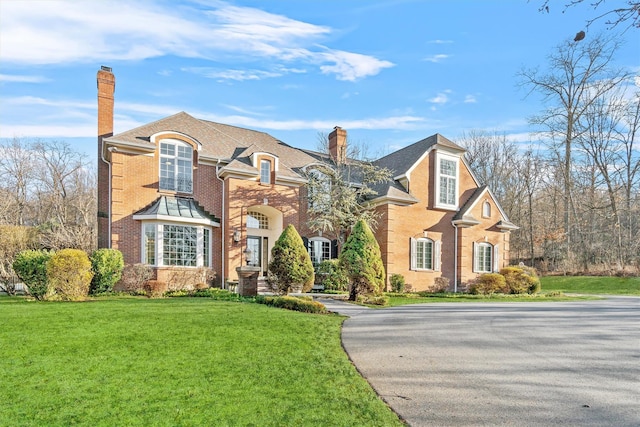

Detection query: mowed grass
(541, 275), (640, 295)
(381, 291), (596, 307)
(0, 297), (402, 426)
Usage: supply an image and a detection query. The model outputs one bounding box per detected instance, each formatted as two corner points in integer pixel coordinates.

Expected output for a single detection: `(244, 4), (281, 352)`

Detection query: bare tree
(537, 0), (640, 31)
(518, 34), (631, 266)
(0, 138), (36, 225)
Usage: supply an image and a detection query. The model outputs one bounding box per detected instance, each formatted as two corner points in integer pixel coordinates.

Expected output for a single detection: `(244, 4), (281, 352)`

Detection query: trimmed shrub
(89, 248), (124, 295)
(390, 273), (405, 293)
(316, 259), (349, 291)
(13, 249), (53, 300)
(267, 224), (315, 295)
(118, 264), (153, 293)
(468, 273), (506, 295)
(339, 220), (385, 301)
(500, 266), (541, 294)
(46, 249), (93, 301)
(255, 295), (327, 314)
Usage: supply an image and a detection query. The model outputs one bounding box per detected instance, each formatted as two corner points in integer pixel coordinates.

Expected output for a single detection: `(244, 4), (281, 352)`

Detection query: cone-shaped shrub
(268, 224), (315, 295)
(47, 248), (93, 301)
(339, 220), (385, 301)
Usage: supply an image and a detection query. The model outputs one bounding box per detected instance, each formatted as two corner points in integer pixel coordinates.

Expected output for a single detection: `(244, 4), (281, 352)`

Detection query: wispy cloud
(424, 54), (450, 63)
(428, 39), (453, 44)
(0, 0), (392, 81)
(0, 74), (50, 83)
(464, 95), (477, 103)
(183, 67), (283, 81)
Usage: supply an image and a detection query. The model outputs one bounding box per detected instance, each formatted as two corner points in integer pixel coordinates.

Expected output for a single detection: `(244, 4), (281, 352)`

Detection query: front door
(247, 236), (268, 275)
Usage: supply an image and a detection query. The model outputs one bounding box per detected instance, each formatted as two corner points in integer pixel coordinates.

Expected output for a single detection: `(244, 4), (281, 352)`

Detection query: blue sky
(1, 0), (638, 162)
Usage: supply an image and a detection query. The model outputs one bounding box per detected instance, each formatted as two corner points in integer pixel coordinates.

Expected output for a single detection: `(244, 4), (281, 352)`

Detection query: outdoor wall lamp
(233, 229), (241, 242)
(243, 247), (253, 265)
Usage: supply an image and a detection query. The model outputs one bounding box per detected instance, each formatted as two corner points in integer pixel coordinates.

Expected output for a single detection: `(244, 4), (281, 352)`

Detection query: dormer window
(435, 152), (459, 210)
(160, 140), (192, 193)
(260, 160), (271, 184)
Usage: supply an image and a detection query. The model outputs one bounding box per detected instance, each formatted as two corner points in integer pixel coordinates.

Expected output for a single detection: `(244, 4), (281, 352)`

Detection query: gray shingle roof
(135, 196), (220, 224)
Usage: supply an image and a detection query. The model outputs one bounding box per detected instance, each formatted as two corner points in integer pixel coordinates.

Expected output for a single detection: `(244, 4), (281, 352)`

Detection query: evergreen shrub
(339, 220), (385, 301)
(500, 266), (541, 294)
(13, 249), (53, 300)
(255, 295), (327, 313)
(316, 259), (349, 291)
(46, 249), (93, 301)
(468, 273), (506, 295)
(90, 248), (124, 294)
(267, 224), (315, 295)
(389, 273), (405, 293)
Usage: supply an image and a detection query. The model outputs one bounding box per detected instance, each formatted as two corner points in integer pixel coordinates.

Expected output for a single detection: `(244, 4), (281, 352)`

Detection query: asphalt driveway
(321, 297), (640, 427)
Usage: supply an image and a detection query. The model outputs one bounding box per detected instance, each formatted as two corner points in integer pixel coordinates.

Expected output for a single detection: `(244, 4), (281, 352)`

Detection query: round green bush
(13, 249), (53, 300)
(90, 248), (124, 294)
(46, 249), (93, 301)
(390, 273), (405, 293)
(468, 273), (507, 295)
(339, 220), (385, 301)
(500, 266), (541, 294)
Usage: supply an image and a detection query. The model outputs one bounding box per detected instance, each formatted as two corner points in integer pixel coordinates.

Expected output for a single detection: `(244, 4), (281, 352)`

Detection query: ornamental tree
(339, 219), (385, 301)
(267, 224), (315, 295)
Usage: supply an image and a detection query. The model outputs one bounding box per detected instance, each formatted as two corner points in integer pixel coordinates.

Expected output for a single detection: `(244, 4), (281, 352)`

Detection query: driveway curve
(320, 298), (640, 427)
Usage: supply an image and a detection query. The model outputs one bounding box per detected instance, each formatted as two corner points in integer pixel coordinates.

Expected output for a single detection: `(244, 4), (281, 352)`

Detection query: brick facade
(97, 68), (515, 291)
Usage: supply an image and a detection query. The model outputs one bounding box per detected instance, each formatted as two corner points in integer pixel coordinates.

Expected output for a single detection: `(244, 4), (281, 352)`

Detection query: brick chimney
(97, 66), (115, 138)
(97, 66), (115, 249)
(328, 126), (347, 163)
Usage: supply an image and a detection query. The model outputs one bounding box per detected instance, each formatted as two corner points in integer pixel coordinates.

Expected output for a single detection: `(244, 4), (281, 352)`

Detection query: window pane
(144, 224), (156, 265)
(440, 159), (456, 176)
(416, 240), (433, 270)
(246, 211), (269, 229)
(261, 160), (270, 183)
(163, 225), (197, 266)
(159, 141), (192, 193)
(203, 228), (210, 268)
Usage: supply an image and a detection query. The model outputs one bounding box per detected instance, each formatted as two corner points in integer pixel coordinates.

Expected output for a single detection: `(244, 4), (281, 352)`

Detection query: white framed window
(308, 237), (331, 266)
(142, 223), (211, 267)
(435, 153), (459, 210)
(246, 211), (269, 229)
(160, 140), (193, 193)
(482, 201), (491, 218)
(410, 237), (441, 271)
(260, 160), (271, 184)
(473, 242), (499, 273)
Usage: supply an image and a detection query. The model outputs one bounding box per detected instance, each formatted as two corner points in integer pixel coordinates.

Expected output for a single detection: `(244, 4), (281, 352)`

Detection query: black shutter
(302, 237), (309, 251)
(331, 239), (338, 259)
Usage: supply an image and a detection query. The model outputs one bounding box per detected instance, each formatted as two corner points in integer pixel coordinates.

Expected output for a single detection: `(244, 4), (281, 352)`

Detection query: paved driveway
(321, 297), (640, 427)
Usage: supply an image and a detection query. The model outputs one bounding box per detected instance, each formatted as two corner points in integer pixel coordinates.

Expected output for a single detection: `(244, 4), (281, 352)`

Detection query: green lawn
(540, 275), (640, 295)
(381, 292), (596, 307)
(0, 297), (402, 426)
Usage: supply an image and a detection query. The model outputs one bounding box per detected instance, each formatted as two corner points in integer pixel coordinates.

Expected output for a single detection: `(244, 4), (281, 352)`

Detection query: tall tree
(518, 34), (630, 264)
(305, 134), (391, 251)
(339, 219), (385, 301)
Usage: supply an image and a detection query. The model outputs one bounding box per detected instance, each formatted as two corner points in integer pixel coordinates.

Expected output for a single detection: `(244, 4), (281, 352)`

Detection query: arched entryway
(244, 205), (283, 277)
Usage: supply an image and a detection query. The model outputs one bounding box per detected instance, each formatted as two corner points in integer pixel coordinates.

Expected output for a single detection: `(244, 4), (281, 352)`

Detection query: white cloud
(464, 95), (477, 103)
(429, 90), (451, 104)
(428, 40), (453, 44)
(0, 0), (392, 81)
(0, 74), (49, 83)
(319, 49), (394, 82)
(424, 54), (450, 63)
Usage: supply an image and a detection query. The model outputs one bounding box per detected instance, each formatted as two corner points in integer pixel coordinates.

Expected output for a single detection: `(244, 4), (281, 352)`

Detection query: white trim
(133, 213), (219, 227)
(251, 152), (279, 172)
(140, 222), (213, 267)
(493, 243), (500, 273)
(150, 131), (202, 151)
(434, 240), (442, 272)
(410, 237), (435, 271)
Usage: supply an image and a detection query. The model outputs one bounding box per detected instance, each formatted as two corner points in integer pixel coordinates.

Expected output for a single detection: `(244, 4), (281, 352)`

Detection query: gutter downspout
(100, 144), (115, 248)
(452, 222), (458, 293)
(215, 159), (225, 288)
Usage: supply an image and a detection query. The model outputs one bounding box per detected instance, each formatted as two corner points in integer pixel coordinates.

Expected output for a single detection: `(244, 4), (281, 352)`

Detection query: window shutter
(331, 239), (338, 259)
(493, 244), (500, 273)
(302, 237), (309, 251)
(410, 237), (417, 270)
(434, 240), (442, 272)
(472, 242), (478, 273)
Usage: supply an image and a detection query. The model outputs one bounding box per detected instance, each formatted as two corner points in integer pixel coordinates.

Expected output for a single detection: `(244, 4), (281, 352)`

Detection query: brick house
(97, 67), (516, 291)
